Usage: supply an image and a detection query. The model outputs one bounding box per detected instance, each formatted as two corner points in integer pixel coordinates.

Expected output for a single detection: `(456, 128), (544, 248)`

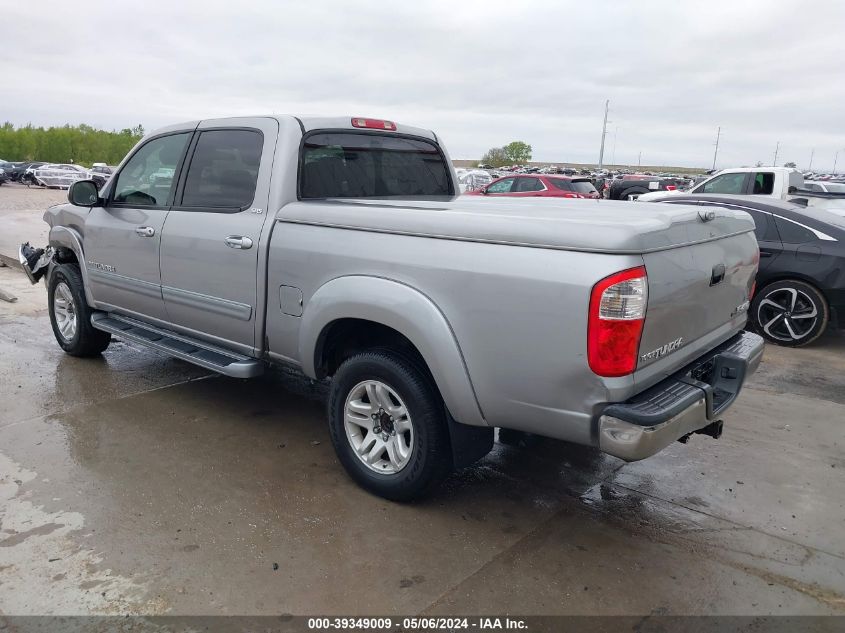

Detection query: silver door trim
(162, 285), (253, 321)
(87, 268), (162, 299)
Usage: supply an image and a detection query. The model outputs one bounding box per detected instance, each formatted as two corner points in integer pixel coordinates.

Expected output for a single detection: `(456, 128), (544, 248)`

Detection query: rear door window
(774, 216), (815, 244)
(745, 209), (779, 241)
(180, 129), (263, 209)
(300, 132), (452, 198)
(513, 177), (544, 192)
(549, 179), (573, 191)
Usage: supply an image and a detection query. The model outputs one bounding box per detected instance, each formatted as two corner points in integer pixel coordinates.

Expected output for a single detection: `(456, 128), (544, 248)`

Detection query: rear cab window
(300, 132), (453, 198)
(752, 172), (775, 195)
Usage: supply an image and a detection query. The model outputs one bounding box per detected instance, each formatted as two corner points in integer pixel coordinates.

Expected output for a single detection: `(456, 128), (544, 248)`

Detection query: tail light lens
(588, 267), (648, 377)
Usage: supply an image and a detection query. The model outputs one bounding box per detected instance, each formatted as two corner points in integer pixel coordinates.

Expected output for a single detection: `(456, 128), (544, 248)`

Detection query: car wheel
(48, 264), (111, 356)
(750, 280), (829, 347)
(327, 350), (452, 501)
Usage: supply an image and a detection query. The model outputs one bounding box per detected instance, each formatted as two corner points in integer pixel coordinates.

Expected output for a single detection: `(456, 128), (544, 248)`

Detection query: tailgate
(638, 231), (758, 374)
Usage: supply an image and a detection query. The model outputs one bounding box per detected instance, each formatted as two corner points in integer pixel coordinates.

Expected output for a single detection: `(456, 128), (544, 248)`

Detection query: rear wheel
(48, 264), (111, 356)
(750, 279), (828, 347)
(327, 350), (452, 501)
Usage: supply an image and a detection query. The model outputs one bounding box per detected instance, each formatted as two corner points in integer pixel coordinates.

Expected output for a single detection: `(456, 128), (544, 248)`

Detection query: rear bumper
(597, 331), (764, 461)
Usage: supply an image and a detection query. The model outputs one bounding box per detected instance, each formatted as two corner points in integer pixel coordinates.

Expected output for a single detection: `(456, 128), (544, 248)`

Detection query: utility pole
(637, 151), (642, 167)
(808, 149), (814, 172)
(835, 150), (841, 175)
(598, 99), (609, 171)
(711, 126), (721, 171)
(772, 141), (780, 167)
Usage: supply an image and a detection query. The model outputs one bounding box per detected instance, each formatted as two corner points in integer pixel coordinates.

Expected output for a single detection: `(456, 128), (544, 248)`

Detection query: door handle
(135, 226), (155, 237)
(224, 236), (253, 249)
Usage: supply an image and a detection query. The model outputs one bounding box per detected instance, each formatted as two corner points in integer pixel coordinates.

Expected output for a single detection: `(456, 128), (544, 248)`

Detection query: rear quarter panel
(265, 220), (642, 445)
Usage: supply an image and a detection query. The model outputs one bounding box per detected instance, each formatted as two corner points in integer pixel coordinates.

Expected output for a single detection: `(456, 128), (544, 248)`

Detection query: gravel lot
(0, 185), (843, 622)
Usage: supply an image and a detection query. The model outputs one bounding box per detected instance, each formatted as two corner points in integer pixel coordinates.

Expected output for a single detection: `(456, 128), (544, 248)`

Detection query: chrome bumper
(598, 331), (764, 462)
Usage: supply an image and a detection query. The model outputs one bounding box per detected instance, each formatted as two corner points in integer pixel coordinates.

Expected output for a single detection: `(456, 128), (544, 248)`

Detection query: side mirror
(480, 187), (488, 195)
(68, 180), (101, 207)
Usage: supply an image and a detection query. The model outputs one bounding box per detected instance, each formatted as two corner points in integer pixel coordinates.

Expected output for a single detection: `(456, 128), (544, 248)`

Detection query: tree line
(0, 123), (146, 166)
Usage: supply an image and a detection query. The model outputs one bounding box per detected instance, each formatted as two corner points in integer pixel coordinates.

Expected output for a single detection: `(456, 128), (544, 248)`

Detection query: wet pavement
(0, 260), (844, 617)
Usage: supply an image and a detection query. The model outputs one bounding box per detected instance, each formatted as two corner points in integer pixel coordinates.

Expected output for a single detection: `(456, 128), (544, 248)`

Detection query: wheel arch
(754, 273), (831, 305)
(48, 225), (95, 307)
(300, 275), (485, 427)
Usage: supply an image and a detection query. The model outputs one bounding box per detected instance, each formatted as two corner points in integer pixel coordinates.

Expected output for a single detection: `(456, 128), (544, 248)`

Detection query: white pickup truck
(638, 167), (804, 202)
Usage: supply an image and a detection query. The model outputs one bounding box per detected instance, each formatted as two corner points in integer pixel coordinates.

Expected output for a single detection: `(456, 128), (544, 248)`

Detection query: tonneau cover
(276, 197), (754, 254)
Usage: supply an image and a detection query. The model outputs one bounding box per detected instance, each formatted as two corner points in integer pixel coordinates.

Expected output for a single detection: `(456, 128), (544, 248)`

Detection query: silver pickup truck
(23, 115), (764, 500)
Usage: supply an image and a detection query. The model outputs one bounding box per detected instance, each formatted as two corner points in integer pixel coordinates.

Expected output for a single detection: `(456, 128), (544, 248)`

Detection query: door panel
(85, 207), (170, 319)
(159, 118), (278, 353)
(85, 131), (193, 320)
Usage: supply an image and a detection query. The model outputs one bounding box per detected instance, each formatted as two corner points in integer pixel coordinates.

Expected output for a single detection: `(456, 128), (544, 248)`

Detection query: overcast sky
(2, 0), (843, 169)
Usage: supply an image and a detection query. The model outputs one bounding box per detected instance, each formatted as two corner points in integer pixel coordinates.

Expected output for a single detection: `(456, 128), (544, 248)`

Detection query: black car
(650, 194), (845, 347)
(606, 175), (687, 200)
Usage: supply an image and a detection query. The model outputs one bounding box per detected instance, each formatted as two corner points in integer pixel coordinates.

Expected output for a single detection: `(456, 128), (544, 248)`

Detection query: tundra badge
(641, 337), (684, 362)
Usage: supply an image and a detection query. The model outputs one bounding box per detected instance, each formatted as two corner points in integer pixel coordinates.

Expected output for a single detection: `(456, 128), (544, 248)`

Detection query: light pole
(772, 141), (779, 167)
(808, 149), (814, 172)
(712, 126), (721, 171)
(598, 99), (610, 170)
(834, 149), (844, 175)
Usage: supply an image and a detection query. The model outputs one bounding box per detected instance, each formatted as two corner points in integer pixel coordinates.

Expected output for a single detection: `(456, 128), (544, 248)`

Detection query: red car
(466, 174), (600, 198)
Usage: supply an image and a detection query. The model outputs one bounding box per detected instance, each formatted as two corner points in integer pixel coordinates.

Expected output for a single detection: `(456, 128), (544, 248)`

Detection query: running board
(91, 313), (264, 378)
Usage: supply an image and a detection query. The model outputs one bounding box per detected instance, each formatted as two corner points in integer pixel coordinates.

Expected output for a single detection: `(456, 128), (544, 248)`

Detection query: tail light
(588, 266), (648, 377)
(665, 185), (677, 191)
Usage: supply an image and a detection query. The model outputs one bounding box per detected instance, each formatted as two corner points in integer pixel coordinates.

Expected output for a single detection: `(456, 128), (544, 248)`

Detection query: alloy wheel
(344, 380), (414, 474)
(756, 287), (818, 343)
(53, 281), (78, 342)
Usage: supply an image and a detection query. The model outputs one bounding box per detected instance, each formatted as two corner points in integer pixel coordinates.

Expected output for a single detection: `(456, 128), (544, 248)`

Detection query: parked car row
(0, 160), (115, 189)
(466, 173), (600, 199)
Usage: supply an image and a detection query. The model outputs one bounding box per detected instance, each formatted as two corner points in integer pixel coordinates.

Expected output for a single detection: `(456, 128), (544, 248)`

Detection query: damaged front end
(19, 242), (53, 285)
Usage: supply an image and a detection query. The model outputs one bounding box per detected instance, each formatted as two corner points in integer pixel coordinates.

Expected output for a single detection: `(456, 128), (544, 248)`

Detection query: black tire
(750, 279), (829, 347)
(48, 264), (111, 356)
(327, 350), (452, 501)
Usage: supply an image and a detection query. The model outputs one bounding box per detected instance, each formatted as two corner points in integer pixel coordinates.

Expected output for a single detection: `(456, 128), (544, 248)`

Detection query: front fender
(299, 275), (486, 427)
(48, 225), (95, 307)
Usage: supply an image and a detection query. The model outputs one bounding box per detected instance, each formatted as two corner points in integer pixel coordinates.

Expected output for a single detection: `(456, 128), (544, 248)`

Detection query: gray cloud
(2, 0), (843, 169)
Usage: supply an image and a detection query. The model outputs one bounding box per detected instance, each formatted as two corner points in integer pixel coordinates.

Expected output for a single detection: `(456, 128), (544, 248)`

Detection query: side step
(91, 313), (264, 378)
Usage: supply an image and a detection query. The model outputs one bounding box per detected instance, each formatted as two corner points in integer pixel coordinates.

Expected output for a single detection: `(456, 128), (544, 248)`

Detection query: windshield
(300, 132), (452, 198)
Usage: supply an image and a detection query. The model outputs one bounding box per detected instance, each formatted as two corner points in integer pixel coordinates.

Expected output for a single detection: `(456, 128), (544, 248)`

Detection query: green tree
(784, 161), (797, 168)
(480, 147), (509, 167)
(0, 122), (144, 165)
(503, 141), (532, 164)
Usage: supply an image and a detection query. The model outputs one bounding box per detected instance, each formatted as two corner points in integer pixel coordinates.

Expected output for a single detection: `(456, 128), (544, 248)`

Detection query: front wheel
(327, 350), (452, 501)
(48, 264), (111, 356)
(750, 279), (829, 347)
